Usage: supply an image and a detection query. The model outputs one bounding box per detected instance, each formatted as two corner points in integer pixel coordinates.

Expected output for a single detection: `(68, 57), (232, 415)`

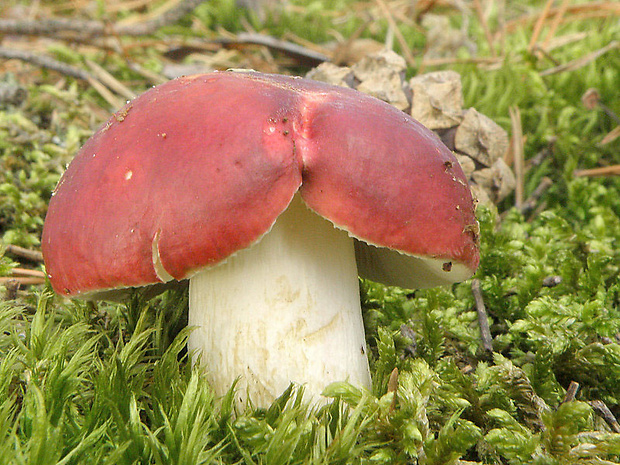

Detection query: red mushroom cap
(42, 71), (479, 297)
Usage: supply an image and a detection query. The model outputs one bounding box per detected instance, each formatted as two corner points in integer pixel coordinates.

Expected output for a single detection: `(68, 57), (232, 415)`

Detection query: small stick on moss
(0, 47), (92, 81)
(0, 277), (45, 286)
(218, 33), (330, 67)
(562, 381), (579, 403)
(4, 245), (43, 263)
(531, 45), (560, 66)
(11, 268), (46, 279)
(472, 279), (493, 353)
(520, 177), (553, 216)
(589, 400), (620, 433)
(525, 137), (556, 172)
(0, 48), (125, 107)
(574, 165), (620, 177)
(0, 47), (131, 108)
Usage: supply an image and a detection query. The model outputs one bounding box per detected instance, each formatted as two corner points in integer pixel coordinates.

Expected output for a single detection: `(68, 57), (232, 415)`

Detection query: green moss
(1, 0), (619, 463)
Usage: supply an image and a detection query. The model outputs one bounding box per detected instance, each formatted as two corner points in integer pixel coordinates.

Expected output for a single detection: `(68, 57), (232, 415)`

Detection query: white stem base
(188, 195), (371, 408)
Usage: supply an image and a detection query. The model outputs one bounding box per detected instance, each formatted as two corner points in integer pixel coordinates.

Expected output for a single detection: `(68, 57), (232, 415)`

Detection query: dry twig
(11, 268), (46, 279)
(4, 245), (43, 263)
(217, 33), (330, 67)
(589, 400), (620, 433)
(540, 41), (619, 76)
(574, 165), (620, 177)
(0, 47), (92, 81)
(562, 381), (579, 403)
(0, 0), (207, 39)
(520, 177), (553, 216)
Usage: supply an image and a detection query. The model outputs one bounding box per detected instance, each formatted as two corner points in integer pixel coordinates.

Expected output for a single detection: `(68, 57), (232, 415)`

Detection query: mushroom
(42, 71), (479, 408)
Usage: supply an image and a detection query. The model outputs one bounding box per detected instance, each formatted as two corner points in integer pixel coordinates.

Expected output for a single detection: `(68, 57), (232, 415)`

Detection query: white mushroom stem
(188, 195), (371, 408)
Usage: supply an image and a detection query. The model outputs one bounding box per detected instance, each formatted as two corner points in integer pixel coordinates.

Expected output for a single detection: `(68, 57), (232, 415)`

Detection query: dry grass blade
(509, 106), (524, 210)
(540, 41), (619, 76)
(504, 2), (620, 33)
(0, 45), (127, 108)
(472, 0), (496, 56)
(374, 0), (416, 67)
(542, 32), (588, 52)
(599, 126), (620, 145)
(528, 0), (555, 53)
(126, 61), (169, 86)
(540, 0), (570, 51)
(86, 60), (137, 100)
(86, 76), (125, 109)
(421, 56), (502, 67)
